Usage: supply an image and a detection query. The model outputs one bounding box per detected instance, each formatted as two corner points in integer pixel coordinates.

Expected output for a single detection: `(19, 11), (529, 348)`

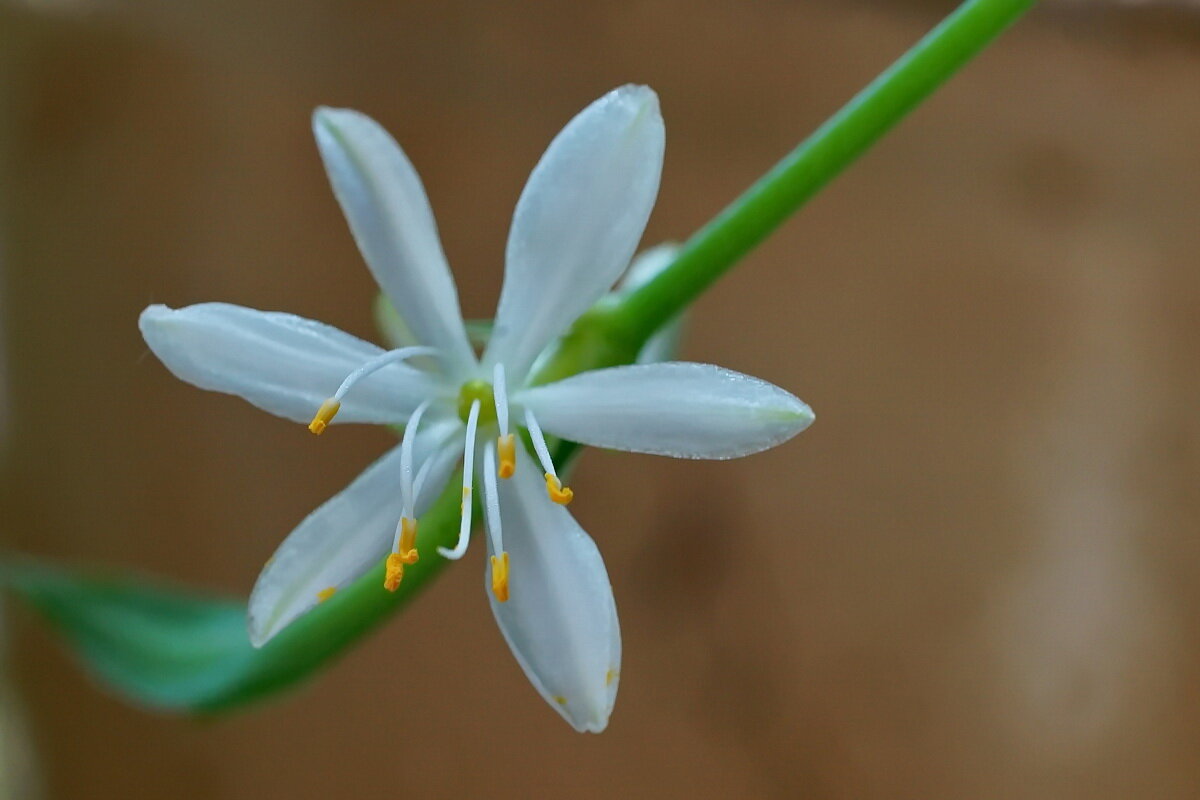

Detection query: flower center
(456, 379), (497, 426)
(307, 357), (573, 604)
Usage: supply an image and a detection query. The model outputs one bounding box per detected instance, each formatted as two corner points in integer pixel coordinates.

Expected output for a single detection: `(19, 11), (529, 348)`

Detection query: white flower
(138, 85), (814, 732)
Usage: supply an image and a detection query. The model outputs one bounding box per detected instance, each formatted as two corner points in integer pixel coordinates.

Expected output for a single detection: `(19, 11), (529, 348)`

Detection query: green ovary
(457, 379), (497, 425)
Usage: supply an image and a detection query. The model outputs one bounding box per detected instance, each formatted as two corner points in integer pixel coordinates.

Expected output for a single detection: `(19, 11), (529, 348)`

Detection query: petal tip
(137, 303), (172, 327)
(138, 304), (179, 346)
(246, 594), (291, 649)
(574, 718), (610, 734)
(793, 399), (816, 428)
(773, 396), (815, 444)
(312, 108), (342, 141)
(562, 695), (615, 733)
(612, 83), (659, 110)
(246, 616), (271, 650)
(312, 106), (378, 147)
(610, 84), (662, 132)
(313, 105), (350, 126)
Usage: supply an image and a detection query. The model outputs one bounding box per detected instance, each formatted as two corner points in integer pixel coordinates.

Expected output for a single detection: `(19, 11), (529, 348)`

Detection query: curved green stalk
(608, 0), (1037, 347)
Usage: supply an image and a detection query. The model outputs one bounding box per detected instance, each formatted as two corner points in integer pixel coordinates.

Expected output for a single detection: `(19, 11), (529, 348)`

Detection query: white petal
(487, 447), (620, 733)
(372, 294), (419, 349)
(248, 419), (463, 646)
(412, 427), (466, 517)
(485, 85), (665, 380)
(616, 244), (685, 364)
(140, 303), (444, 425)
(517, 362), (814, 459)
(314, 107), (475, 375)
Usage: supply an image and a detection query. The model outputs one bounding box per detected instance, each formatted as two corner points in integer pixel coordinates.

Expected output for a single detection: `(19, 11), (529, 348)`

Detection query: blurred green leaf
(1, 473), (465, 713)
(1, 561), (255, 709)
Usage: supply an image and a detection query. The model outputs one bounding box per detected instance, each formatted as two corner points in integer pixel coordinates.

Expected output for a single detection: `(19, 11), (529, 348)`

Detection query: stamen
(492, 363), (516, 479)
(525, 408), (573, 505)
(384, 552), (406, 592)
(399, 399), (432, 519)
(482, 439), (510, 602)
(545, 473), (574, 505)
(497, 434), (516, 479)
(333, 346), (438, 402)
(411, 455), (436, 512)
(410, 425), (459, 511)
(437, 398), (481, 560)
(492, 363), (510, 436)
(490, 552), (510, 603)
(308, 399), (341, 435)
(308, 345), (437, 435)
(482, 439), (505, 552)
(396, 517), (419, 564)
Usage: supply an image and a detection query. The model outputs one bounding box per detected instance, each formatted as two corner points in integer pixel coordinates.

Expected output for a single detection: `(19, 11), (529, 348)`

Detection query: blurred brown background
(3, 0), (1200, 797)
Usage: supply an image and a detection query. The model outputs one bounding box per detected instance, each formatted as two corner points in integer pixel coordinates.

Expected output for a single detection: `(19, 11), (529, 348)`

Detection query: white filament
(332, 345), (438, 401)
(398, 398), (432, 519)
(482, 438), (504, 556)
(493, 362), (510, 436)
(524, 407), (558, 479)
(438, 399), (481, 560)
(410, 451), (437, 512)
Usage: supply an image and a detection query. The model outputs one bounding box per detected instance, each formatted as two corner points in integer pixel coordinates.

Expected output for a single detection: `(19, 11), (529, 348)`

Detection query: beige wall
(3, 1), (1200, 797)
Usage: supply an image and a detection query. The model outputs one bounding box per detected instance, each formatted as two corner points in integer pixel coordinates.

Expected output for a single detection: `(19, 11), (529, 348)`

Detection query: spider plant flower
(138, 85), (814, 732)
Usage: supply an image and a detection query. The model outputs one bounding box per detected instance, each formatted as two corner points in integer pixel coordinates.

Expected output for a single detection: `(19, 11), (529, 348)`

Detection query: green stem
(611, 0), (1037, 345)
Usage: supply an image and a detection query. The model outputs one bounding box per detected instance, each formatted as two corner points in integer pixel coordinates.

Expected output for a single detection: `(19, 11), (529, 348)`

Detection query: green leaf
(1, 561), (255, 709)
(2, 474), (465, 713)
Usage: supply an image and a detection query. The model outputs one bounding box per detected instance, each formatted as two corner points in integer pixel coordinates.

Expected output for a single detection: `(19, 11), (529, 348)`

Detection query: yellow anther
(398, 517), (419, 564)
(383, 552), (406, 592)
(545, 473), (574, 505)
(497, 434), (516, 479)
(317, 586), (337, 603)
(491, 551), (510, 603)
(308, 398), (341, 435)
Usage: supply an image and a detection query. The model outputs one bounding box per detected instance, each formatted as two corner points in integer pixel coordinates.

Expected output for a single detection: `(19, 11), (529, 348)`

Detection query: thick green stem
(610, 0), (1037, 346)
